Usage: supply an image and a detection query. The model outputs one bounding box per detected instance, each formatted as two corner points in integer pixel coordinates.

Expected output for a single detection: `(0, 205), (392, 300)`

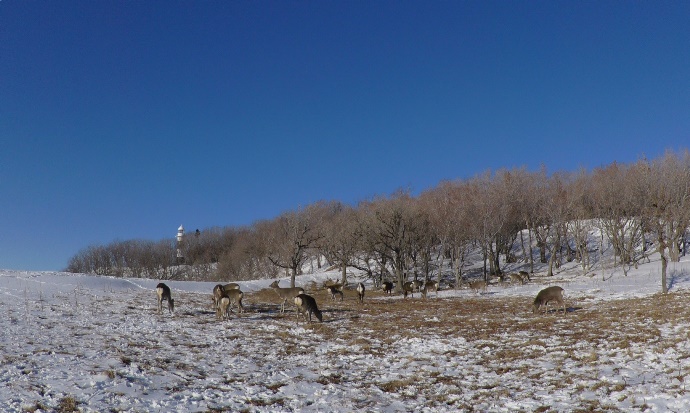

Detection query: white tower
(176, 225), (185, 264)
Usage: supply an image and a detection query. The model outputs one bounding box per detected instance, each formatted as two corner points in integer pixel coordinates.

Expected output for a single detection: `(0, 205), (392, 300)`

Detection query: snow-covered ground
(2, 254), (690, 412)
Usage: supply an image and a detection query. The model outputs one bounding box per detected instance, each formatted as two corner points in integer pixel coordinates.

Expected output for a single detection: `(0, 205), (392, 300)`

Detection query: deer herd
(155, 270), (568, 323)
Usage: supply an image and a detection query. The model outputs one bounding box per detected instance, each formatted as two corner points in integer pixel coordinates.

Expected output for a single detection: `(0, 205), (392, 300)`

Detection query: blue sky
(2, 1), (689, 271)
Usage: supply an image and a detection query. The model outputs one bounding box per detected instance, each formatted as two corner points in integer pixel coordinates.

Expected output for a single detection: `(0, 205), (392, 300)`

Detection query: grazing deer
(216, 289), (244, 319)
(269, 280), (305, 313)
(294, 294), (323, 323)
(326, 285), (344, 301)
(421, 280), (439, 299)
(356, 282), (365, 303)
(533, 286), (566, 315)
(212, 283), (242, 309)
(519, 271), (531, 282)
(468, 280), (487, 294)
(411, 280), (423, 292)
(382, 281), (394, 295)
(217, 295), (231, 320)
(509, 273), (526, 285)
(225, 289), (244, 314)
(212, 284), (224, 309)
(402, 281), (416, 298)
(156, 283), (174, 314)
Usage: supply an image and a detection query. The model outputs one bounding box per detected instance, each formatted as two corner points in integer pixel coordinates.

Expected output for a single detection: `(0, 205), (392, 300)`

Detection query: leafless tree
(357, 191), (421, 291)
(567, 168), (596, 274)
(316, 202), (361, 285)
(463, 171), (521, 280)
(406, 199), (436, 283)
(258, 204), (324, 287)
(643, 150), (690, 293)
(591, 162), (647, 275)
(422, 181), (475, 288)
(542, 172), (572, 276)
(489, 169), (528, 272)
(218, 226), (278, 281)
(66, 149), (690, 291)
(419, 185), (450, 285)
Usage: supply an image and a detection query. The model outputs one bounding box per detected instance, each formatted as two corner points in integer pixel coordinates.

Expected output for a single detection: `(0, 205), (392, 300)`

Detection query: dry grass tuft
(378, 377), (416, 393)
(55, 395), (79, 413)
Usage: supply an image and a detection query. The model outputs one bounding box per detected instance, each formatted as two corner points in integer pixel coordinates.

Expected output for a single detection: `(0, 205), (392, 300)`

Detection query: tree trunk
(436, 243), (445, 286)
(528, 227), (534, 274)
(547, 233), (560, 277)
(341, 263), (348, 286)
(453, 246), (463, 290)
(380, 255), (388, 283)
(290, 266), (297, 288)
(395, 263), (406, 293)
(491, 243), (501, 276)
(661, 252), (668, 294)
(657, 230), (669, 294)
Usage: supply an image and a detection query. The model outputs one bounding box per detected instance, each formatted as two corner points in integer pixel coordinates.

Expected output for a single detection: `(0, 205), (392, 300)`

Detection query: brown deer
(326, 285), (344, 301)
(468, 280), (487, 294)
(294, 294), (323, 323)
(533, 286), (566, 315)
(382, 281), (394, 295)
(156, 283), (174, 314)
(421, 280), (439, 299)
(402, 281), (416, 298)
(216, 289), (244, 320)
(356, 282), (365, 303)
(212, 284), (224, 309)
(509, 273), (526, 285)
(217, 295), (231, 320)
(225, 289), (244, 314)
(212, 283), (242, 309)
(269, 280), (305, 313)
(411, 280), (423, 292)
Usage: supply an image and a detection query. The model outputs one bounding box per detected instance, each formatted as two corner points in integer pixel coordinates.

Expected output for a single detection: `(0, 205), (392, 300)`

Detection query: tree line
(66, 150), (690, 293)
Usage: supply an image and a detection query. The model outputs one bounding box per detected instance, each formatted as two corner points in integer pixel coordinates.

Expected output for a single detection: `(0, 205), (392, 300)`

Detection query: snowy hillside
(2, 252), (690, 412)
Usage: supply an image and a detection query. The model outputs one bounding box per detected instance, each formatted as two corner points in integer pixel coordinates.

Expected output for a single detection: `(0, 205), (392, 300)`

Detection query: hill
(1, 251), (690, 412)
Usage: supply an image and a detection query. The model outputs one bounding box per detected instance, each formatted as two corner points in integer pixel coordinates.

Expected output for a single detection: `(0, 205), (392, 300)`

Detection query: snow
(2, 254), (690, 412)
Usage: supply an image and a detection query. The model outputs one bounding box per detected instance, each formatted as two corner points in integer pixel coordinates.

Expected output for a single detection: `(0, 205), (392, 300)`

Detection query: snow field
(1, 262), (690, 412)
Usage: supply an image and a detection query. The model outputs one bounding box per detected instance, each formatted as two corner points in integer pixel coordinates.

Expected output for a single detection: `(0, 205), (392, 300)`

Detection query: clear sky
(2, 1), (689, 271)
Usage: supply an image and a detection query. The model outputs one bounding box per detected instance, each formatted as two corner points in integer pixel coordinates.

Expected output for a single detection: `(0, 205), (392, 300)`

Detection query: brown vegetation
(66, 151), (690, 296)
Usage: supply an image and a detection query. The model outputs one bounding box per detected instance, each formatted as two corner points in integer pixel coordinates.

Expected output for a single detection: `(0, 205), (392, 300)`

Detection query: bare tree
(419, 185), (452, 285)
(407, 200), (436, 283)
(218, 226), (278, 281)
(542, 172), (571, 277)
(258, 204), (324, 287)
(504, 168), (546, 274)
(567, 168), (596, 274)
(318, 202), (360, 286)
(591, 162), (647, 275)
(463, 171), (521, 280)
(422, 181), (474, 288)
(357, 191), (420, 291)
(489, 169), (528, 272)
(643, 151), (690, 293)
